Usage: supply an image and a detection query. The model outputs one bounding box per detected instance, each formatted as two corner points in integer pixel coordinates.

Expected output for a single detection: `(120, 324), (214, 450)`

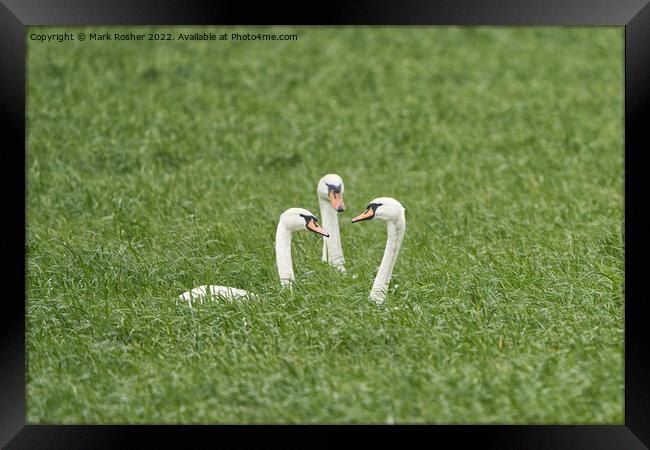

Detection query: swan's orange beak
(328, 190), (345, 212)
(352, 208), (374, 223)
(307, 219), (329, 237)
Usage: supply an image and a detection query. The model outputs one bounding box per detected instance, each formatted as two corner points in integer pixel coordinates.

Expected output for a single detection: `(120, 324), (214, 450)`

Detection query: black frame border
(2, 1), (648, 448)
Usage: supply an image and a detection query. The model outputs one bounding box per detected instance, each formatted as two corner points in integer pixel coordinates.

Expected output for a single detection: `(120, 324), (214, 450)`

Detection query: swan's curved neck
(275, 222), (294, 288)
(370, 212), (406, 304)
(319, 198), (345, 270)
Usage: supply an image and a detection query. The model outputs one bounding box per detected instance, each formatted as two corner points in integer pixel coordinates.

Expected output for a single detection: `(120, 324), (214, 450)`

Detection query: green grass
(26, 26), (624, 423)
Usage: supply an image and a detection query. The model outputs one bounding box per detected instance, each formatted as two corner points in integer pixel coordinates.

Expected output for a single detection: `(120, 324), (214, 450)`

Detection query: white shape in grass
(352, 197), (406, 305)
(317, 173), (346, 273)
(179, 285), (252, 307)
(178, 207), (329, 305)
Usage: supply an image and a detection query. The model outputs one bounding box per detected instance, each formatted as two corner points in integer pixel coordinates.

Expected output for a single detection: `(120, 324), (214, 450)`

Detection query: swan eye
(326, 183), (341, 194)
(299, 213), (318, 224)
(367, 203), (382, 212)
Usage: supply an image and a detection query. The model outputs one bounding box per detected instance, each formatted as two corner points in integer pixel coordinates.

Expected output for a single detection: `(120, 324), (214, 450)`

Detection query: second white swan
(179, 207), (329, 305)
(352, 197), (406, 304)
(316, 174), (346, 272)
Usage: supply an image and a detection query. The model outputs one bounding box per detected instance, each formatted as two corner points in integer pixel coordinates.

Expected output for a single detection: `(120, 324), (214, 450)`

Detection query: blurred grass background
(26, 26), (623, 423)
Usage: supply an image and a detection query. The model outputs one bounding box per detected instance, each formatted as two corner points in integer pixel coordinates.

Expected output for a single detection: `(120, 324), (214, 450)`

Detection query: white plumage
(178, 207), (328, 306)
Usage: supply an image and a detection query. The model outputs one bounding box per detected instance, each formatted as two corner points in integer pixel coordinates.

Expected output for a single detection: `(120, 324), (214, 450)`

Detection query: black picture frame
(2, 0), (648, 447)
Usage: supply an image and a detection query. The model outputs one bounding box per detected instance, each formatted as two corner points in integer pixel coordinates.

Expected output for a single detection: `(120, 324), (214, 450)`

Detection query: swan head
(280, 208), (330, 237)
(351, 197), (405, 223)
(317, 174), (345, 212)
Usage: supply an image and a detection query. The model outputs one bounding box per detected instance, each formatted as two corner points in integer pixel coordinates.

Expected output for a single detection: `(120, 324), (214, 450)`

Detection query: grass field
(26, 27), (624, 423)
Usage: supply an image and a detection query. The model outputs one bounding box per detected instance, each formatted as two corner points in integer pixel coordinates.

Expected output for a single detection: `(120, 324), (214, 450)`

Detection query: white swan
(179, 207), (329, 305)
(352, 197), (406, 304)
(316, 174), (346, 272)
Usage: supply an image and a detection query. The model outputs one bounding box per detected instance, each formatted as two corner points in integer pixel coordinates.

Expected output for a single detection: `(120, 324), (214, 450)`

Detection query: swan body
(179, 285), (251, 303)
(179, 207), (328, 306)
(352, 197), (406, 304)
(317, 174), (346, 272)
